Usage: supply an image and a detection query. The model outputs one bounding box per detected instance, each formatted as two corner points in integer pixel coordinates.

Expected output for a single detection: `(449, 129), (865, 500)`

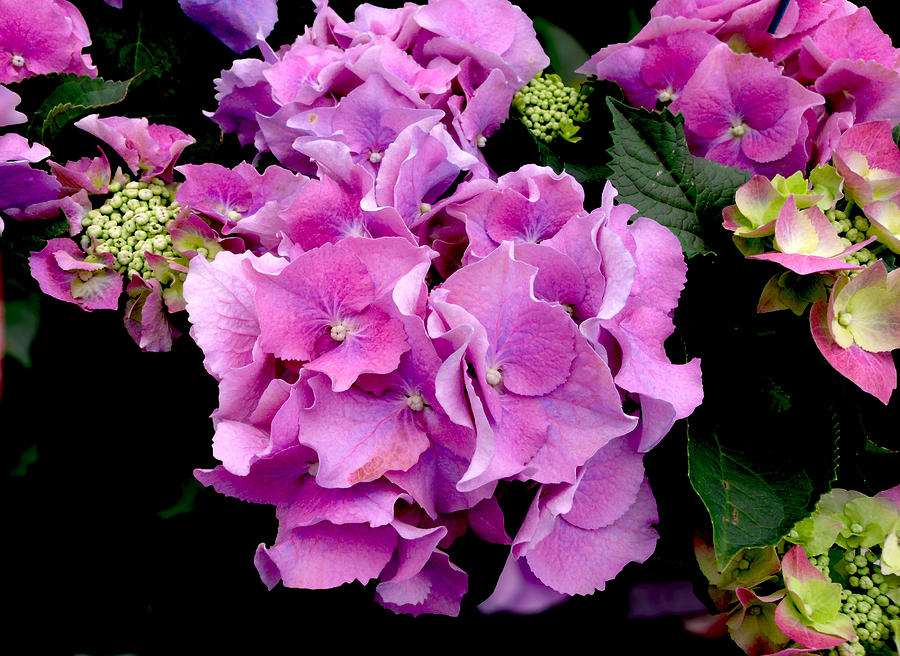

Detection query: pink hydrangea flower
(74, 115), (195, 182)
(28, 238), (122, 311)
(810, 261), (900, 404)
(832, 120), (900, 207)
(670, 43), (824, 177)
(577, 16), (721, 109)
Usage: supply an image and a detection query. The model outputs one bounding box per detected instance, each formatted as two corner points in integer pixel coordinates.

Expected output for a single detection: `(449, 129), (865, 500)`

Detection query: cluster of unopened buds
(697, 486), (900, 656)
(79, 178), (182, 278)
(513, 72), (590, 143)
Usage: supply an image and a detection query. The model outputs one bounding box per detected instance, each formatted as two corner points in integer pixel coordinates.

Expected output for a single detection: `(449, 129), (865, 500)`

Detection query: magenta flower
(74, 115), (195, 182)
(810, 261), (900, 404)
(429, 241), (637, 489)
(413, 0), (549, 87)
(482, 438), (658, 608)
(456, 164), (587, 263)
(250, 237), (433, 392)
(0, 0), (96, 83)
(578, 16), (721, 109)
(670, 43), (824, 177)
(28, 238), (122, 311)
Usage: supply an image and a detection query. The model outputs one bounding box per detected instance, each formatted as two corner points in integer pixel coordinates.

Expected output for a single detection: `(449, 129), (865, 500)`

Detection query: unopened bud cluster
(827, 208), (876, 267)
(79, 177), (182, 280)
(513, 73), (590, 144)
(824, 547), (900, 656)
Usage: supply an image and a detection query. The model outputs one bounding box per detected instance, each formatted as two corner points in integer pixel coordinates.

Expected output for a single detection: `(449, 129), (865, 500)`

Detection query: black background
(2, 1), (897, 654)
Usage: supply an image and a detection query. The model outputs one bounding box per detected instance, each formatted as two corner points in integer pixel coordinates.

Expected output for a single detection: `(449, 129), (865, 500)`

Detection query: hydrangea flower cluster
(720, 118), (900, 403)
(512, 72), (591, 143)
(170, 0), (704, 616)
(26, 114), (203, 351)
(579, 0), (900, 178)
(697, 486), (900, 656)
(207, 0), (549, 178)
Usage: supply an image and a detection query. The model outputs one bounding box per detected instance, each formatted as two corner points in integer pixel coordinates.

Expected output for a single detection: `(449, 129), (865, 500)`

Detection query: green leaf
(605, 97), (751, 257)
(688, 424), (837, 570)
(532, 17), (590, 86)
(33, 74), (137, 141)
(9, 444), (38, 477)
(157, 479), (201, 519)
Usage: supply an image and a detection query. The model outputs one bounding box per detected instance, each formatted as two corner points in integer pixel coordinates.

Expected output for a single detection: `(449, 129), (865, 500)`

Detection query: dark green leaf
(33, 74), (137, 141)
(10, 444), (38, 477)
(157, 479), (201, 519)
(688, 427), (832, 569)
(605, 97), (750, 257)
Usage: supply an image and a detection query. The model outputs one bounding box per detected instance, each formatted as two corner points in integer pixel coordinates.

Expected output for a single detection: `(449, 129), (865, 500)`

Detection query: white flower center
(307, 461), (319, 476)
(658, 87), (675, 103)
(330, 322), (349, 342)
(476, 135), (487, 148)
(406, 392), (426, 412)
(729, 121), (748, 138)
(486, 367), (502, 387)
(369, 151), (383, 163)
(11, 54), (25, 68)
(418, 202), (432, 215)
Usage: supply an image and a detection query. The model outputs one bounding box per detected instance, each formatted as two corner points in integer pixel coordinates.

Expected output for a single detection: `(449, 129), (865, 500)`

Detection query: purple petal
(178, 0), (277, 53)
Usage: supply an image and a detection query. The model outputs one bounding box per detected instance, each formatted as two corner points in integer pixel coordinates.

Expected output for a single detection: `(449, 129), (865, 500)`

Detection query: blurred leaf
(4, 292), (40, 367)
(532, 17), (590, 85)
(157, 479), (201, 519)
(627, 8), (644, 39)
(33, 74), (137, 141)
(605, 98), (750, 258)
(10, 444), (38, 477)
